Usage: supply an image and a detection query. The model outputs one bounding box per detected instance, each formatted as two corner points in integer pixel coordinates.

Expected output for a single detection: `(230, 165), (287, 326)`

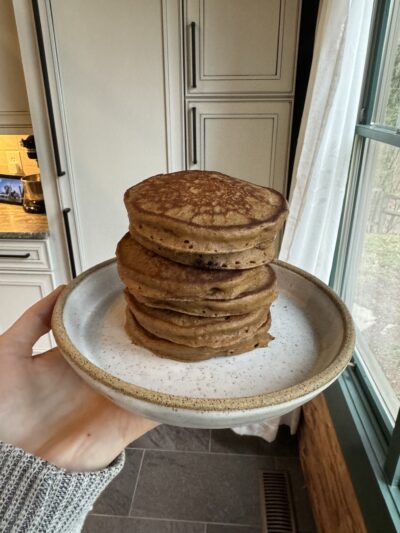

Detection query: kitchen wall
(0, 135), (39, 175)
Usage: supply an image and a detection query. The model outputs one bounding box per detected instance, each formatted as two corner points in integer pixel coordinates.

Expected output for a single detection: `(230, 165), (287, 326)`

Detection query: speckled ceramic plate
(52, 259), (355, 428)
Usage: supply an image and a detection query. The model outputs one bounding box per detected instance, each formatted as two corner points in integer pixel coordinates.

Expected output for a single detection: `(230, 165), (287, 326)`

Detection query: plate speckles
(52, 259), (355, 427)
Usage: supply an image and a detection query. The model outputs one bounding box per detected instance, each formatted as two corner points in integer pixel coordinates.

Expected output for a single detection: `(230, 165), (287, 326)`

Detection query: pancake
(125, 290), (270, 347)
(125, 308), (273, 361)
(116, 232), (274, 302)
(132, 276), (277, 317)
(124, 171), (288, 263)
(131, 226), (277, 269)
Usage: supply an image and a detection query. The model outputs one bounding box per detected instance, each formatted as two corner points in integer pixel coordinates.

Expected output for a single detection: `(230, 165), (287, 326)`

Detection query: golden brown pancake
(125, 291), (270, 347)
(124, 171), (288, 264)
(125, 308), (273, 361)
(116, 232), (275, 302)
(132, 278), (277, 317)
(131, 227), (277, 270)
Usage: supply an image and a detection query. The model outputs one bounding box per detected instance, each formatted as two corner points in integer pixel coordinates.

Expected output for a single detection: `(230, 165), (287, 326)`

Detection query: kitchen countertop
(0, 203), (49, 239)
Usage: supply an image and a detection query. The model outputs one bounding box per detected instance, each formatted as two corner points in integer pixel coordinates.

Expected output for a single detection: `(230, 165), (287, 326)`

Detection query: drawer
(0, 240), (52, 271)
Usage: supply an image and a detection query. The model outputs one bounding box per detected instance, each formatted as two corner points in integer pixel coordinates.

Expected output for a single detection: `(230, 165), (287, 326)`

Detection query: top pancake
(124, 171), (288, 254)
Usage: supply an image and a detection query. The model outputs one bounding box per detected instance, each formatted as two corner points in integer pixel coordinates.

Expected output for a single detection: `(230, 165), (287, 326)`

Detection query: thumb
(3, 285), (66, 349)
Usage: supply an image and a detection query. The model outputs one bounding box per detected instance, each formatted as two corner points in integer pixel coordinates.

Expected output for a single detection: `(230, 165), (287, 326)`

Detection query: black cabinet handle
(62, 208), (77, 278)
(190, 22), (196, 88)
(191, 107), (197, 165)
(0, 253), (31, 259)
(32, 0), (66, 178)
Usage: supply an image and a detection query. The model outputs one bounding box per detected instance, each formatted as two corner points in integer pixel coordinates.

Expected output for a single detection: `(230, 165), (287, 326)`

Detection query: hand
(0, 286), (158, 472)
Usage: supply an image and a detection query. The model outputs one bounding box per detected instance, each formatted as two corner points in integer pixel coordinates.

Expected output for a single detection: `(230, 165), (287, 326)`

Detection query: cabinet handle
(191, 107), (197, 165)
(31, 0), (66, 178)
(190, 22), (197, 88)
(0, 253), (31, 259)
(62, 208), (77, 278)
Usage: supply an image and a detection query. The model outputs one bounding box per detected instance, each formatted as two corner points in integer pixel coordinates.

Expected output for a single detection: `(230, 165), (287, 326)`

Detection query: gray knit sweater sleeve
(0, 441), (124, 533)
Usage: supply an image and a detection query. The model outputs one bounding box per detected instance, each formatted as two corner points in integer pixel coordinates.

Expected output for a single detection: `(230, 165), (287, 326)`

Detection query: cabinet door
(14, 0), (184, 272)
(185, 0), (300, 95)
(0, 0), (31, 131)
(0, 272), (55, 353)
(187, 100), (291, 194)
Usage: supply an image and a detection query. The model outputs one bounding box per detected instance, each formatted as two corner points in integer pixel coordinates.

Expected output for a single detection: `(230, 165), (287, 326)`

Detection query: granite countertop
(0, 203), (49, 239)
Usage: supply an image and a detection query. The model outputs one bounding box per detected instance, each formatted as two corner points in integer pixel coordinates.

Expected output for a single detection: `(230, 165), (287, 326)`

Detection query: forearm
(0, 441), (124, 533)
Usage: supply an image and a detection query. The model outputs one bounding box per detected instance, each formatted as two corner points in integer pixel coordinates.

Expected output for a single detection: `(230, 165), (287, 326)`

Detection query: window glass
(375, 5), (400, 128)
(348, 139), (400, 417)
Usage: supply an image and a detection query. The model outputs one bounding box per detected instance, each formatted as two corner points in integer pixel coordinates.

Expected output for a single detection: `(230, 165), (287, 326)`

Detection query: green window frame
(328, 0), (400, 530)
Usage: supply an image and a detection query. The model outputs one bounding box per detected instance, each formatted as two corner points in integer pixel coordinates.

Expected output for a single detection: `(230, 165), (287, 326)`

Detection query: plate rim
(52, 258), (355, 412)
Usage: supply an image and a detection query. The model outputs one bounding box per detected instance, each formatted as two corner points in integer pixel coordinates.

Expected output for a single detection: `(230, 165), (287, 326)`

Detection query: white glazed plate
(52, 259), (355, 428)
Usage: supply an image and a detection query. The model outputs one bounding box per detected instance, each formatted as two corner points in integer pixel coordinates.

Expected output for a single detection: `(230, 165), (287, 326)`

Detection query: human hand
(0, 286), (158, 472)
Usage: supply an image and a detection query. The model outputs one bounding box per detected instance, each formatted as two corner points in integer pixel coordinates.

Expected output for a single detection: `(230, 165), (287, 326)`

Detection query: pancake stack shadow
(116, 171), (288, 362)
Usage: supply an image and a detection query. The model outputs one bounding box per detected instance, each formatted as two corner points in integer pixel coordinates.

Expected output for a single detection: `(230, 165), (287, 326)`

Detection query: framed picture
(0, 175), (23, 205)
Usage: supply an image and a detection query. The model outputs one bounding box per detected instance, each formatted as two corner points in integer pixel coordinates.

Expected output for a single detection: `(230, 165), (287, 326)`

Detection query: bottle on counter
(22, 174), (46, 214)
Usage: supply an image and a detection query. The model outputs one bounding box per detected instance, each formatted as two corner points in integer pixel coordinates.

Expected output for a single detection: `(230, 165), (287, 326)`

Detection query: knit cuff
(0, 441), (124, 533)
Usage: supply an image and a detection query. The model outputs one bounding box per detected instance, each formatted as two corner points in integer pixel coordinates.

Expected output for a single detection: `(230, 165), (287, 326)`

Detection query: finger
(3, 285), (66, 349)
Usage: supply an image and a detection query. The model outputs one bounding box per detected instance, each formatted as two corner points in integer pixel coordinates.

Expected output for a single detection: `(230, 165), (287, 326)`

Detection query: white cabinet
(12, 0), (301, 274)
(0, 271), (54, 352)
(0, 0), (31, 131)
(0, 239), (52, 271)
(187, 100), (291, 191)
(0, 239), (55, 353)
(13, 0), (184, 272)
(183, 0), (301, 196)
(184, 0), (301, 95)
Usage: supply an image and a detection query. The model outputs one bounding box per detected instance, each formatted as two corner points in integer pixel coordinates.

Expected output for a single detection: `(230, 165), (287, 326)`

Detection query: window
(343, 137), (400, 423)
(333, 0), (400, 491)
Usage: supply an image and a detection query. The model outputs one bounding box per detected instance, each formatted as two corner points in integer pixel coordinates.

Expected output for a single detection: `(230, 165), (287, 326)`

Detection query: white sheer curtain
(280, 0), (374, 281)
(234, 0), (374, 442)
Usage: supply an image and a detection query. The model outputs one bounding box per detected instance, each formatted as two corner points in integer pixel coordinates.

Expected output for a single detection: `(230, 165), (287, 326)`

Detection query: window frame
(328, 0), (400, 525)
(333, 134), (398, 439)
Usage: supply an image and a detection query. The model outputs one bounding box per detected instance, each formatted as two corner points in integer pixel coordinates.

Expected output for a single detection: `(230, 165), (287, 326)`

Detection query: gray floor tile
(129, 425), (210, 452)
(84, 515), (205, 532)
(131, 451), (275, 526)
(274, 457), (316, 533)
(92, 449), (143, 516)
(207, 525), (261, 533)
(83, 515), (131, 533)
(210, 426), (297, 457)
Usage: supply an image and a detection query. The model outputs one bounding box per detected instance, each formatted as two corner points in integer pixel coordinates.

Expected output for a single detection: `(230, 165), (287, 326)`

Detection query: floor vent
(260, 471), (297, 533)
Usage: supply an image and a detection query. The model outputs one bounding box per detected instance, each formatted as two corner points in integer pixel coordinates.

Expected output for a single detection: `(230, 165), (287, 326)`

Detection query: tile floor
(83, 425), (316, 533)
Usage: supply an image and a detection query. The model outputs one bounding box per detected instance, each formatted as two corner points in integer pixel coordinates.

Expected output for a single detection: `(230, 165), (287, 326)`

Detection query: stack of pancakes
(116, 171), (288, 361)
